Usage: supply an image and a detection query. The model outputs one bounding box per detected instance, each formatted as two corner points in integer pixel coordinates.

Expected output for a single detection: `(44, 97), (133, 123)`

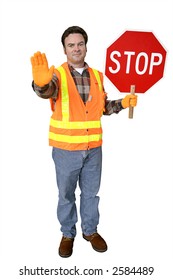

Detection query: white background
(0, 0), (173, 279)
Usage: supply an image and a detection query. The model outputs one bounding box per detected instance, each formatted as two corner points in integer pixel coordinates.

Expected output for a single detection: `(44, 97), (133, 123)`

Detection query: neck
(67, 60), (85, 68)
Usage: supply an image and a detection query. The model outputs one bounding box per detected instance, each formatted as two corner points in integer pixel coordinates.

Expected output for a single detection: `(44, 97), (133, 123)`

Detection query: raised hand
(30, 51), (54, 87)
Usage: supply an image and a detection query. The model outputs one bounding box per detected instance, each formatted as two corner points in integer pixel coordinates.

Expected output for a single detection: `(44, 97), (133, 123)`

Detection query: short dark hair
(61, 26), (88, 47)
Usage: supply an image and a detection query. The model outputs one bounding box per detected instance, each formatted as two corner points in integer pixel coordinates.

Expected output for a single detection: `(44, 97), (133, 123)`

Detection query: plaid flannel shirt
(32, 63), (124, 115)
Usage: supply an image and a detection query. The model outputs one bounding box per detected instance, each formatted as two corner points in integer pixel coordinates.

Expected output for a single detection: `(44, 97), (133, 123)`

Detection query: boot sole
(59, 250), (73, 258)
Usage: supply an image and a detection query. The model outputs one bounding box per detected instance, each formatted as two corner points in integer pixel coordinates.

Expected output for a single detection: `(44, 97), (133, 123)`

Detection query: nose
(74, 44), (80, 52)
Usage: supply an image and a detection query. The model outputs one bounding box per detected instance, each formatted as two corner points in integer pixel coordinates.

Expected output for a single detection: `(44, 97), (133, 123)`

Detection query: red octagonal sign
(105, 31), (167, 93)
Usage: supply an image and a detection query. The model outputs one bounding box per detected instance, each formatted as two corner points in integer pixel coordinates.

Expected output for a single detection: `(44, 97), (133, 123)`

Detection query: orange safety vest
(49, 62), (106, 151)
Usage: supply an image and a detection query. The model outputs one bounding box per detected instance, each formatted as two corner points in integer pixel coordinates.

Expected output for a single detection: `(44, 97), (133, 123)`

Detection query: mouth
(73, 52), (81, 56)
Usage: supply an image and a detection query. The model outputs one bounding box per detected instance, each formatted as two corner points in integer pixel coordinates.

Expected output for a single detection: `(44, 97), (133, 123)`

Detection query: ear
(63, 47), (67, 55)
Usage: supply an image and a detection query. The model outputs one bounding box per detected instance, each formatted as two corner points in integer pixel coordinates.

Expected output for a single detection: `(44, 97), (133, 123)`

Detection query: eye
(68, 44), (75, 48)
(79, 42), (84, 46)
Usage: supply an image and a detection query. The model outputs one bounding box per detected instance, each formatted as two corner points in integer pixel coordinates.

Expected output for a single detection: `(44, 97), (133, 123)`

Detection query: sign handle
(128, 85), (135, 119)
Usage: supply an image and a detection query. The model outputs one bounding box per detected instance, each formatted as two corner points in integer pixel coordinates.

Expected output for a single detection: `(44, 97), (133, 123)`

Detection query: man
(30, 26), (137, 258)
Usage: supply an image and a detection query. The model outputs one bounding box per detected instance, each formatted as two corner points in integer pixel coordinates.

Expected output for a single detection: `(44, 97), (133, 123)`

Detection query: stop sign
(105, 31), (167, 93)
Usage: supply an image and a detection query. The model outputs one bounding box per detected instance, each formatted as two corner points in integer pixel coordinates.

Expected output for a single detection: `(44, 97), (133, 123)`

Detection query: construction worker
(30, 26), (137, 258)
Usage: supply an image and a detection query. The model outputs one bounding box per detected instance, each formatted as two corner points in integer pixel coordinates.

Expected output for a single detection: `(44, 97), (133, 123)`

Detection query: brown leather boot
(59, 236), (74, 257)
(83, 233), (107, 252)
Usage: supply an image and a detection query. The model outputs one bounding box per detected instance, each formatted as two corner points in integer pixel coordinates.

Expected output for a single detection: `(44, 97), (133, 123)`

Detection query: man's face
(64, 33), (87, 67)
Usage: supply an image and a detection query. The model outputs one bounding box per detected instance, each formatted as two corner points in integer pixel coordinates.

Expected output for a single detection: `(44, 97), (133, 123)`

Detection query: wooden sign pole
(129, 85), (135, 119)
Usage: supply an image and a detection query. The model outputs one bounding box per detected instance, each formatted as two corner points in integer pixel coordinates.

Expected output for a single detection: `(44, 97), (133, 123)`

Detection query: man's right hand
(30, 51), (55, 87)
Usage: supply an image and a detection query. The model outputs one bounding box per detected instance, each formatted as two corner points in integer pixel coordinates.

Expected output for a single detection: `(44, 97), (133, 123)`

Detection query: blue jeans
(52, 147), (102, 238)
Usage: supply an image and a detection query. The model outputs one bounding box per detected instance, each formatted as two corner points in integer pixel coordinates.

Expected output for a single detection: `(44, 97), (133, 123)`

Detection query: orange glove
(121, 94), (138, 109)
(30, 51), (55, 87)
